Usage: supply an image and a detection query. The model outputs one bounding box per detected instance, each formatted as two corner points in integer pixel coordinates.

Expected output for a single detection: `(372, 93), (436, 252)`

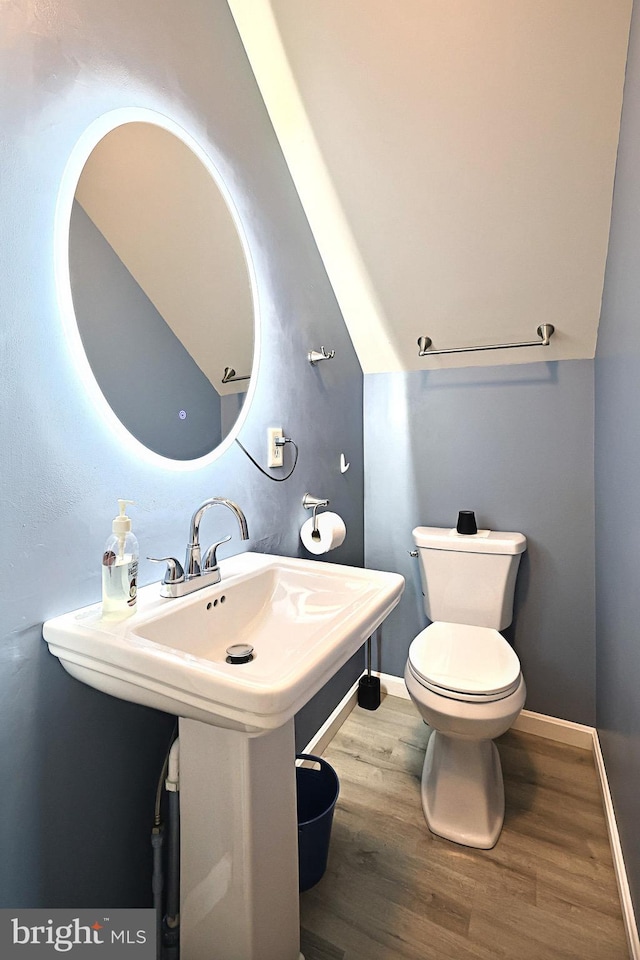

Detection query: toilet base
(421, 731), (504, 849)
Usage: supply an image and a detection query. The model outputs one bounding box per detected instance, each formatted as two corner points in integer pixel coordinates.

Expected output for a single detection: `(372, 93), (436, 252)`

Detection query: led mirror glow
(55, 109), (259, 468)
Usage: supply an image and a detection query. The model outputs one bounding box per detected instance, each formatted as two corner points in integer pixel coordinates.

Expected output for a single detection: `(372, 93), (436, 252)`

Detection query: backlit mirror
(65, 116), (256, 462)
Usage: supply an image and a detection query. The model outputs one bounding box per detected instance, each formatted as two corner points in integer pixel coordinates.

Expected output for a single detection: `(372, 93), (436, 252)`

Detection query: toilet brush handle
(358, 635), (381, 711)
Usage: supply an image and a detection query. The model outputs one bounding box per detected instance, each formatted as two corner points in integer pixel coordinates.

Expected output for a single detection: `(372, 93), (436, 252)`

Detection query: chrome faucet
(186, 498), (249, 578)
(149, 498), (249, 598)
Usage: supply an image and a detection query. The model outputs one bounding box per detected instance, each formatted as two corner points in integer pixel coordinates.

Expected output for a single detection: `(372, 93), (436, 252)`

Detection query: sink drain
(226, 643), (254, 664)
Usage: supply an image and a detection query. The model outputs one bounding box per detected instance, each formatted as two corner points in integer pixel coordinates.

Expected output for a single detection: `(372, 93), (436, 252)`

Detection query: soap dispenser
(102, 499), (139, 621)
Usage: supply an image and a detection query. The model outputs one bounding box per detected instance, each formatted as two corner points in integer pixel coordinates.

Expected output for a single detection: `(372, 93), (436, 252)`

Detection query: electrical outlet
(267, 427), (284, 468)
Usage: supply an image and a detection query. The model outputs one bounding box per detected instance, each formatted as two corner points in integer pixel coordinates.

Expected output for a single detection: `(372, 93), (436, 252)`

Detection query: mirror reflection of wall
(68, 121), (254, 461)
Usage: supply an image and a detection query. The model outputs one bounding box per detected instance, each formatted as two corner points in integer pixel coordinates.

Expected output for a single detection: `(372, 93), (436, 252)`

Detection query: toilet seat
(408, 622), (521, 703)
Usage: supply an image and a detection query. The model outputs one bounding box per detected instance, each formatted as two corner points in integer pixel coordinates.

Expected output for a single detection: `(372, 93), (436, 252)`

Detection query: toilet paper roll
(300, 512), (347, 555)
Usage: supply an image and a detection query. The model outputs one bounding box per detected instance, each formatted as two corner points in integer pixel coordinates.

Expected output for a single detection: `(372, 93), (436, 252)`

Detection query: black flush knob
(456, 510), (477, 535)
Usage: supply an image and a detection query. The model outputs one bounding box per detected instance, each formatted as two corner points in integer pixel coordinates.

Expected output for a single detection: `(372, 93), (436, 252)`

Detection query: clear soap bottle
(102, 499), (139, 621)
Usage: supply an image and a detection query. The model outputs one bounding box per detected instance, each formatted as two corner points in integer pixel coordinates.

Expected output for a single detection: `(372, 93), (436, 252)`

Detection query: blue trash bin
(296, 753), (340, 892)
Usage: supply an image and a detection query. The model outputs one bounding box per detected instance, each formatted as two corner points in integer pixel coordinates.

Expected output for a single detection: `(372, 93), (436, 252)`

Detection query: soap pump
(102, 499), (139, 621)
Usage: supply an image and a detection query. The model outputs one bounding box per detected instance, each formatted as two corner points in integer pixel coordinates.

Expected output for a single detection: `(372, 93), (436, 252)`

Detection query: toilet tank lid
(412, 526), (527, 555)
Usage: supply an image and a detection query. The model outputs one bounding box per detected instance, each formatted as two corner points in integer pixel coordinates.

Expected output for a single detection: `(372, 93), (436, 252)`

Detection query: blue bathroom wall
(70, 201), (224, 459)
(365, 360), (596, 725)
(0, 0), (363, 909)
(595, 0), (640, 916)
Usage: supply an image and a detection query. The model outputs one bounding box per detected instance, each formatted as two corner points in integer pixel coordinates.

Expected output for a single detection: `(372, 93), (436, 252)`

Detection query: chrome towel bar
(417, 324), (555, 357)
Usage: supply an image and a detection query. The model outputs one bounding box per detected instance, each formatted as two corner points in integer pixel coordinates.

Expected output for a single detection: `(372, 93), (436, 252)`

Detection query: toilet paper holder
(302, 493), (330, 541)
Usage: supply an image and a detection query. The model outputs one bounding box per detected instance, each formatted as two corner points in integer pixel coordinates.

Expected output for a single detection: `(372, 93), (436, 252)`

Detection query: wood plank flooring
(300, 696), (628, 960)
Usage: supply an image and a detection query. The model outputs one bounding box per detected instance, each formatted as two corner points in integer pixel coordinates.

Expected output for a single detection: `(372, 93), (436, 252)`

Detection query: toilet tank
(413, 526), (527, 630)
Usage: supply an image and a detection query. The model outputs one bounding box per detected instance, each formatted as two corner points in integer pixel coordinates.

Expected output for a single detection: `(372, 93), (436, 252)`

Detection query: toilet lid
(408, 622), (521, 697)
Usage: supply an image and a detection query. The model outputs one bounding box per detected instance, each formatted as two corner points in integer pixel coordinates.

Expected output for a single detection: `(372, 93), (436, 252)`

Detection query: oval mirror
(64, 116), (256, 462)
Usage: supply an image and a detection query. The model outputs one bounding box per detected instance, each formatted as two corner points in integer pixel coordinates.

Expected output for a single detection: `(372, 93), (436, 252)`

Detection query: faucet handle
(202, 536), (232, 572)
(148, 556), (185, 585)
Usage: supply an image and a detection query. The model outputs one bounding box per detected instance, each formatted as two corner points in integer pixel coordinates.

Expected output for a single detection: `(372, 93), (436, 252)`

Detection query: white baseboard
(307, 670), (639, 958)
(375, 671), (410, 701)
(511, 708), (595, 750)
(301, 677), (361, 757)
(592, 731), (640, 960)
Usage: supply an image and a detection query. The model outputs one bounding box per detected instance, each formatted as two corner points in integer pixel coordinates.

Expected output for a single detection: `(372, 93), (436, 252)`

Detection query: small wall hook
(308, 346), (336, 364)
(340, 453), (350, 474)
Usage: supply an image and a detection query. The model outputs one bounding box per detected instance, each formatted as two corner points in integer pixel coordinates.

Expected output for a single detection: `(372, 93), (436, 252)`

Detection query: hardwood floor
(300, 696), (628, 960)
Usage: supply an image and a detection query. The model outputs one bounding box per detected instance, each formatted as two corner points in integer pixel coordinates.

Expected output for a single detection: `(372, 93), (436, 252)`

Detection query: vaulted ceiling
(229, 0), (632, 372)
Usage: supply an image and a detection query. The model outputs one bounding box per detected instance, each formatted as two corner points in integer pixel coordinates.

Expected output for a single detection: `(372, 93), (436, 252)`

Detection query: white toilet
(404, 524), (527, 849)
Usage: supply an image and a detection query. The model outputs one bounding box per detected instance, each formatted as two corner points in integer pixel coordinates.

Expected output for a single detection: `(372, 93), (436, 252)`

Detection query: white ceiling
(229, 0), (632, 372)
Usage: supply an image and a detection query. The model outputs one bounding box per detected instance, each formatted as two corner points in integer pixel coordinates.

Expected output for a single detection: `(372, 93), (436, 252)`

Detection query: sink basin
(43, 552), (405, 733)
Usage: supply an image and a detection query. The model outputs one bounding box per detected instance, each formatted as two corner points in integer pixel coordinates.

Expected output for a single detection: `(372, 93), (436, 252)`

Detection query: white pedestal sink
(43, 552), (405, 960)
(179, 718), (300, 960)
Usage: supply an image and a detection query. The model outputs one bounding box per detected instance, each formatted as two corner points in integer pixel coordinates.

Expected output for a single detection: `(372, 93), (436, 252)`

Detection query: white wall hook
(340, 453), (350, 473)
(308, 346), (336, 364)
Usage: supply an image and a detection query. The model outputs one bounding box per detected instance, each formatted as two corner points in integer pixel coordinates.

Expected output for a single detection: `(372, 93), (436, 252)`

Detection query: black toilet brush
(358, 635), (381, 710)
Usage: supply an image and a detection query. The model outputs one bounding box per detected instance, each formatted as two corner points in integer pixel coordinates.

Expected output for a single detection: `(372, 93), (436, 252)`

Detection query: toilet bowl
(405, 525), (527, 849)
(405, 623), (525, 848)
